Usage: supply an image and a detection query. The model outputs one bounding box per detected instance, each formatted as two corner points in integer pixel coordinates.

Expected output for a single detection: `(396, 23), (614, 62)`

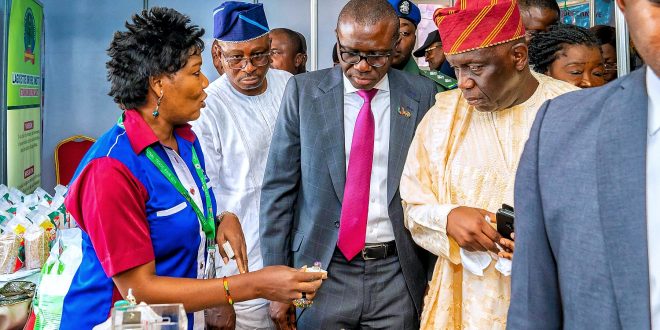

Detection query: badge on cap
(399, 0), (410, 15)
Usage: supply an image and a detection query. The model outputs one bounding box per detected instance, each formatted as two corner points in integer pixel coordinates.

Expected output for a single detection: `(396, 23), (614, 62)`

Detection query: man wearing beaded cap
(192, 2), (292, 329)
(399, 0), (577, 328)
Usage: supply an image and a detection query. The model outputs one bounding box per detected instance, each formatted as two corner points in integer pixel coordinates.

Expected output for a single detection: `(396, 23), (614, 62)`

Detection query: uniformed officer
(413, 30), (458, 90)
(387, 0), (456, 91)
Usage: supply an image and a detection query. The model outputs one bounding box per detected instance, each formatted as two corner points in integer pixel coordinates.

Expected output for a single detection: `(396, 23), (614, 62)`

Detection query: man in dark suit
(507, 0), (660, 328)
(259, 0), (436, 328)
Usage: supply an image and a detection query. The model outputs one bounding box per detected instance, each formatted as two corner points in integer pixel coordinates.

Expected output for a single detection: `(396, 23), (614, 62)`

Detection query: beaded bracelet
(223, 276), (234, 305)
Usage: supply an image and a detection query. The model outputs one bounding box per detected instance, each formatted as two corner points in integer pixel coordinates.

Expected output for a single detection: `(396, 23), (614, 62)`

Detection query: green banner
(6, 0), (43, 193)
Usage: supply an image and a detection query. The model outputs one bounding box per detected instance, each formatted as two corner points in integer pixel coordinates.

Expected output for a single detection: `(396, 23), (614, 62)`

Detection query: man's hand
(498, 232), (515, 260)
(447, 206), (501, 253)
(269, 301), (296, 330)
(216, 212), (249, 273)
(205, 304), (236, 330)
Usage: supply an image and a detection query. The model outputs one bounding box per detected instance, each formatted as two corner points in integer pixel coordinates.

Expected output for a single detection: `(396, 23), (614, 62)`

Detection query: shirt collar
(123, 109), (196, 154)
(647, 67), (660, 136)
(343, 73), (390, 94)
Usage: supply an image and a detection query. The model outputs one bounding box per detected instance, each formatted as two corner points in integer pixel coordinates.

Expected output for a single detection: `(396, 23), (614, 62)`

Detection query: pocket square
(398, 107), (411, 118)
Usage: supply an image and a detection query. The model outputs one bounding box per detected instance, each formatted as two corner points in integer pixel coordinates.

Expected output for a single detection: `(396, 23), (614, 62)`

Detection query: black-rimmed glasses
(336, 39), (392, 68)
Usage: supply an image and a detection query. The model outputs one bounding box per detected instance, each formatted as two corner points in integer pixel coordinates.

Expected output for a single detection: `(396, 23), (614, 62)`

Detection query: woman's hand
(254, 265), (326, 303)
(216, 212), (249, 273)
(498, 232), (515, 260)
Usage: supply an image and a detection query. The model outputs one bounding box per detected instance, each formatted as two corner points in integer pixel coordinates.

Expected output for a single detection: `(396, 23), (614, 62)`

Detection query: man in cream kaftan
(401, 72), (576, 329)
(400, 0), (578, 328)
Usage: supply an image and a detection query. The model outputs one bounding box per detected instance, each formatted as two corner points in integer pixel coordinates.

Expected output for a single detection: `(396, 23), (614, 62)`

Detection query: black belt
(360, 241), (397, 260)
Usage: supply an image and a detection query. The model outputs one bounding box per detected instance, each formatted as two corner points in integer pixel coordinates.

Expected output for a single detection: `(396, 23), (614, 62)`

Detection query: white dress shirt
(342, 74), (395, 243)
(191, 68), (291, 319)
(647, 66), (660, 329)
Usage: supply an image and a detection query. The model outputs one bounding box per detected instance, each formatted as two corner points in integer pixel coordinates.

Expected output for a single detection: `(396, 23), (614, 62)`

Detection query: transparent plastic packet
(53, 185), (67, 198)
(0, 199), (12, 212)
(8, 187), (26, 204)
(24, 224), (49, 270)
(0, 232), (23, 274)
(50, 189), (74, 229)
(23, 193), (39, 209)
(0, 184), (10, 202)
(34, 187), (54, 205)
(27, 206), (58, 250)
(6, 215), (31, 236)
(27, 207), (56, 231)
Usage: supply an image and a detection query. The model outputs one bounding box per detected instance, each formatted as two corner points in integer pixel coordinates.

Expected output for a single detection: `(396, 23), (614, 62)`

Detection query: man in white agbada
(192, 2), (291, 329)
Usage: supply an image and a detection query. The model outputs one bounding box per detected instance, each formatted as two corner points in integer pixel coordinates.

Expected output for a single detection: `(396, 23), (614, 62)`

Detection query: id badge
(204, 239), (217, 279)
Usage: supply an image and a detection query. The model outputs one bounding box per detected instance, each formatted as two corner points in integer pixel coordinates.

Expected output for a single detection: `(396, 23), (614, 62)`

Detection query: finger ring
(484, 215), (491, 222)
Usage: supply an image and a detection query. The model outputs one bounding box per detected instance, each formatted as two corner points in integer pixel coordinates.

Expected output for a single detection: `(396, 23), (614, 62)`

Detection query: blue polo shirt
(61, 110), (217, 329)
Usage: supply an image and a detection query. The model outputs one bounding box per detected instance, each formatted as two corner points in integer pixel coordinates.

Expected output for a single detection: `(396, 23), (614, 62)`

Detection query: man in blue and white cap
(388, 0), (421, 72)
(192, 2), (291, 329)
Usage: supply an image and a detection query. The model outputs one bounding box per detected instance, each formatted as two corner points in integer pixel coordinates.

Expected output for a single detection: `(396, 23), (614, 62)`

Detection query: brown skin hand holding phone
(496, 204), (515, 260)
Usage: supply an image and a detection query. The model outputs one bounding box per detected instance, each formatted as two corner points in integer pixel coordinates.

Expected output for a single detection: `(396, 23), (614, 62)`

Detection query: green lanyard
(117, 114), (216, 243)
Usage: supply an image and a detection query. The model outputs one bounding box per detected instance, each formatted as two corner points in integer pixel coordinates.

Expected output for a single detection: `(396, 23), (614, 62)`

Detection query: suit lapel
(387, 70), (420, 204)
(596, 68), (651, 328)
(319, 67), (347, 202)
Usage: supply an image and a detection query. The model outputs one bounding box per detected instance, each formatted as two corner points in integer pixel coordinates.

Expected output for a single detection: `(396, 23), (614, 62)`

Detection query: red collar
(123, 110), (196, 154)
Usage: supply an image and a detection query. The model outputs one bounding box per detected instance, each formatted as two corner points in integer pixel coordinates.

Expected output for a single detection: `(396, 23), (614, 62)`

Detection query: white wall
(41, 1), (142, 192)
(40, 0), (349, 192)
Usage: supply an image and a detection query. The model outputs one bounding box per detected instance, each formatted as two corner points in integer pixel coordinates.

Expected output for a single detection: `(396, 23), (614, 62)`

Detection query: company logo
(24, 166), (34, 179)
(23, 121), (34, 131)
(23, 8), (36, 64)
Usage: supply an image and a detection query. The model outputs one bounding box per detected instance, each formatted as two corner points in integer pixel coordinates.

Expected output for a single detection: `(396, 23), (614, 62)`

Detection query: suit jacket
(259, 66), (437, 315)
(507, 68), (650, 329)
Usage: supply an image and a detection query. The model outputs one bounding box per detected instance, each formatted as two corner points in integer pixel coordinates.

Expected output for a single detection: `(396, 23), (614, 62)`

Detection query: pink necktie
(337, 89), (378, 261)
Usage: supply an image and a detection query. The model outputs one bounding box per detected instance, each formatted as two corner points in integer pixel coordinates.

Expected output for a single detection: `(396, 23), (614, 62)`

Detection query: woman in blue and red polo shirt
(59, 7), (324, 329)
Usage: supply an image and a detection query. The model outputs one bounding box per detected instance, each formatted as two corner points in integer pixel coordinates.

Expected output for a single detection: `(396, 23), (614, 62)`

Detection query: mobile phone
(496, 204), (515, 240)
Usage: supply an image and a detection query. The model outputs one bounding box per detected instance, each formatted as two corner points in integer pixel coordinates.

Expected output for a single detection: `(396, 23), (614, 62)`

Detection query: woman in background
(529, 24), (606, 88)
(590, 25), (618, 83)
(60, 7), (323, 329)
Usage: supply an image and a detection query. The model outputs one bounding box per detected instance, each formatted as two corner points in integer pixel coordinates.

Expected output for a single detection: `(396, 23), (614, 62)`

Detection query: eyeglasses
(336, 39), (392, 68)
(222, 52), (271, 70)
(604, 62), (617, 72)
(424, 45), (441, 54)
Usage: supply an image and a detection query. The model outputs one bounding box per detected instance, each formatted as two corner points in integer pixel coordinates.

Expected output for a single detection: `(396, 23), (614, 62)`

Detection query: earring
(153, 90), (163, 118)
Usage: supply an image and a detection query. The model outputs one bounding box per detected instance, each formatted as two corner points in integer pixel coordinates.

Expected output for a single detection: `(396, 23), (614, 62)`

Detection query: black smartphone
(496, 204), (515, 240)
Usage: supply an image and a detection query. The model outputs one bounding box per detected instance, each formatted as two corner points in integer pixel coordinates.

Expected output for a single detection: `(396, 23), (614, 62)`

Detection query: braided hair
(528, 24), (600, 74)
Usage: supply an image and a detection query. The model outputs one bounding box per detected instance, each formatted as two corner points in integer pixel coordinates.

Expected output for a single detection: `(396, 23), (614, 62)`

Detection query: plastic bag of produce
(33, 228), (83, 330)
(0, 233), (23, 274)
(24, 225), (49, 270)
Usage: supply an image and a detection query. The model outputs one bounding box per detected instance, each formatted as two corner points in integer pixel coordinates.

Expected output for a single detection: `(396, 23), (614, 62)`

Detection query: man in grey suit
(507, 0), (660, 328)
(259, 0), (436, 329)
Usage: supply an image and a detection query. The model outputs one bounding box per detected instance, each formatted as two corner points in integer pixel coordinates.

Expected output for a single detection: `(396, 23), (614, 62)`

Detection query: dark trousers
(297, 248), (418, 330)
